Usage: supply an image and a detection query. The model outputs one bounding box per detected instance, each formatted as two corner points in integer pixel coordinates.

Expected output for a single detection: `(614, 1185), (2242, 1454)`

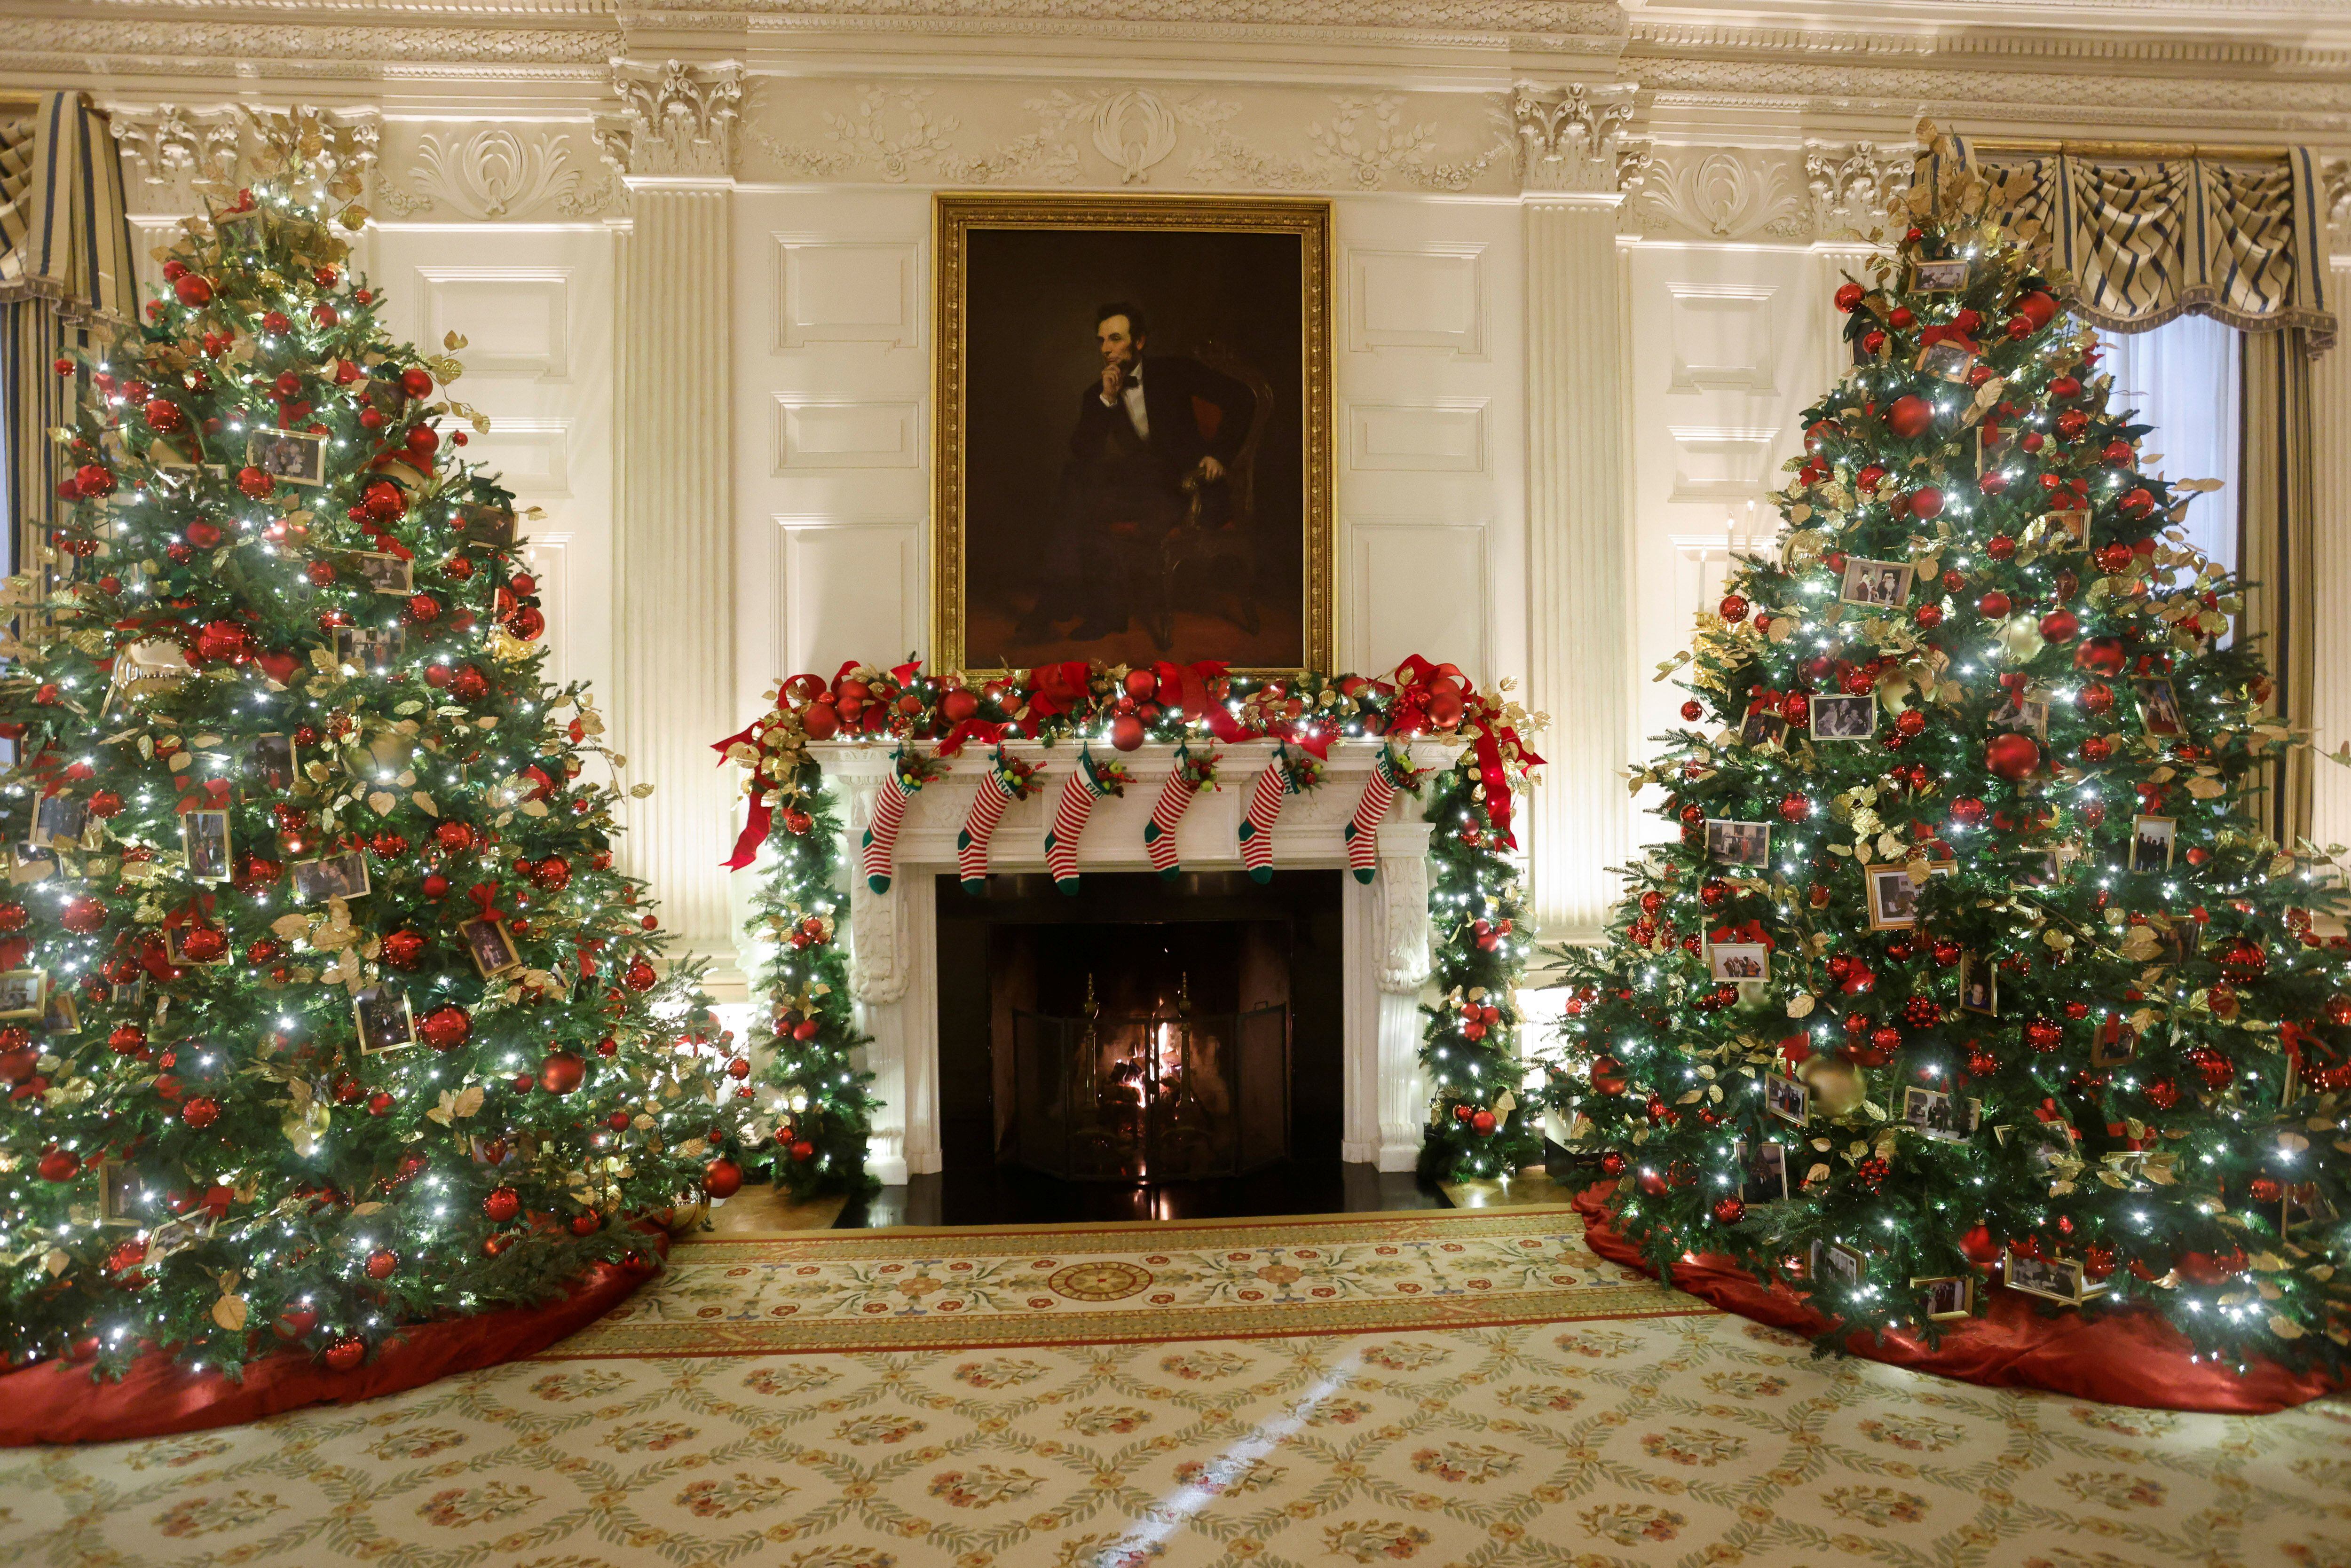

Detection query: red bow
(174, 777), (233, 814)
(937, 718), (1007, 758)
(1709, 919), (1775, 950)
(468, 882), (509, 923)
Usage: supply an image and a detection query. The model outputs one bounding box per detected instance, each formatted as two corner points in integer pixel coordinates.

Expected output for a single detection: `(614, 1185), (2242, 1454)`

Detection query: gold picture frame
(931, 192), (1334, 679)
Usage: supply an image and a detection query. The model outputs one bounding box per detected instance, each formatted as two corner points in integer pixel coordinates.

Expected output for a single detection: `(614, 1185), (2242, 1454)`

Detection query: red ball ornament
(174, 273), (214, 307)
(1985, 733), (2041, 781)
(1959, 1224), (2002, 1265)
(1680, 700), (1703, 722)
(178, 926), (227, 963)
(365, 1249), (398, 1280)
(275, 1306), (318, 1340)
(434, 821), (475, 854)
(482, 1187), (521, 1223)
(420, 1004), (473, 1051)
(1834, 282), (1865, 313)
(1949, 796), (1988, 827)
(1887, 395), (1934, 439)
(1909, 487), (1944, 521)
(1719, 594), (1748, 622)
(791, 1140), (816, 1163)
(1976, 590), (2011, 619)
(38, 1147), (79, 1182)
(704, 1158), (745, 1199)
(60, 895), (105, 934)
(181, 1096), (221, 1128)
(538, 1050), (585, 1095)
(324, 1338), (367, 1371)
(401, 367), (434, 399)
(1712, 1196), (1747, 1225)
(2038, 608), (2079, 642)
(1778, 792), (1809, 824)
(570, 1213), (601, 1236)
(1109, 713), (1145, 751)
(1469, 1109), (1498, 1137)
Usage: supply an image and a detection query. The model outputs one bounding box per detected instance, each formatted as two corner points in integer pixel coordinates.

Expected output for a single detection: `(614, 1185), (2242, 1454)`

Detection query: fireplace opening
(934, 870), (1344, 1212)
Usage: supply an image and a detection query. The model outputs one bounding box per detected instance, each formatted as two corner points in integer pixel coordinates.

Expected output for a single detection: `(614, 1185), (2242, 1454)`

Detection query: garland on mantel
(715, 658), (1546, 1194)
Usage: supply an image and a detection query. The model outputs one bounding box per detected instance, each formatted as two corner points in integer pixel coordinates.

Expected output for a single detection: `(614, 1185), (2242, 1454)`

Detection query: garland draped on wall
(715, 657), (1545, 1191)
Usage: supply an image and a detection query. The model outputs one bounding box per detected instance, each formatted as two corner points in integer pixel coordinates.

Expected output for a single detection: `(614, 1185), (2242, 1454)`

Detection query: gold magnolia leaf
(211, 1294), (250, 1331)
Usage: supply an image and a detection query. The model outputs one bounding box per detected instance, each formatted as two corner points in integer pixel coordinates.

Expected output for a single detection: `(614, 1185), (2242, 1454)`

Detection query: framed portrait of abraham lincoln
(934, 193), (1334, 677)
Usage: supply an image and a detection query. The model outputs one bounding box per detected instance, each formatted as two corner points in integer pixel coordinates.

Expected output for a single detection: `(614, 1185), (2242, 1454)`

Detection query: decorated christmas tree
(0, 113), (758, 1379)
(1549, 132), (2351, 1371)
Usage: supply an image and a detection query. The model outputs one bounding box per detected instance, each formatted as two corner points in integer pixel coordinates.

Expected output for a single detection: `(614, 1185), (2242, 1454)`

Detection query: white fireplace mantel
(775, 738), (1457, 1184)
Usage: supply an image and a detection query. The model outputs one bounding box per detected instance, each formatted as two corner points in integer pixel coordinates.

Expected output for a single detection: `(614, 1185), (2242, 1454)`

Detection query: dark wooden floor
(835, 1158), (1448, 1229)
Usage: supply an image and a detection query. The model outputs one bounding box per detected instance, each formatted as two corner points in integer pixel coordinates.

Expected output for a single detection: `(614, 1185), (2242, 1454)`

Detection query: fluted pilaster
(1523, 190), (1636, 940)
(613, 184), (736, 967)
(2311, 257), (2351, 854)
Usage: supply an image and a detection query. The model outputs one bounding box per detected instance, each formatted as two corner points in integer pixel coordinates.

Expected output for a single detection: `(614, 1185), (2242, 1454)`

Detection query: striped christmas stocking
(1342, 748), (1410, 884)
(860, 749), (930, 894)
(1143, 746), (1215, 880)
(1043, 751), (1124, 895)
(956, 750), (1033, 894)
(1237, 752), (1296, 884)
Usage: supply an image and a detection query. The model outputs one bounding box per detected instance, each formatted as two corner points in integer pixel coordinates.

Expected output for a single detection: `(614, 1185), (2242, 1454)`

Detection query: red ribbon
(467, 882), (508, 923)
(1710, 919), (1775, 950)
(937, 717), (1007, 758)
(174, 777), (232, 814)
(725, 798), (773, 871)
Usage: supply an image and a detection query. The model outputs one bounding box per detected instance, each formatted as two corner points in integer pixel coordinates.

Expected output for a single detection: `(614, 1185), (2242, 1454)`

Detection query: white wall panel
(772, 397), (923, 471)
(1350, 520), (1487, 681)
(1347, 401), (1487, 473)
(776, 238), (920, 350)
(1346, 244), (1487, 357)
(1665, 283), (1776, 392)
(775, 519), (923, 679)
(413, 267), (572, 378)
(465, 418), (572, 498)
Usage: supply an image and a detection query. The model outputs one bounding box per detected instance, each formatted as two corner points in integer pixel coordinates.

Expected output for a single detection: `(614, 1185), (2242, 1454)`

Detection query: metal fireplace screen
(1012, 1003), (1289, 1182)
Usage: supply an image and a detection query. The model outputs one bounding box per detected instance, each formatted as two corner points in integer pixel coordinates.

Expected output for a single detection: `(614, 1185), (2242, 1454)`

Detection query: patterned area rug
(7, 1209), (2351, 1566)
(558, 1206), (1692, 1356)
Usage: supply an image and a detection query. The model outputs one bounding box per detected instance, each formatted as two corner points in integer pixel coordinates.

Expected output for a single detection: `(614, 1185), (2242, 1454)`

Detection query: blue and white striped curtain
(0, 92), (138, 583)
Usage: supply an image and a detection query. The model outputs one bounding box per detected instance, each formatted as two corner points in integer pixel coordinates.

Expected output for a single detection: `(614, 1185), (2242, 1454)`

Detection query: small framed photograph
(1704, 819), (1772, 869)
(1909, 258), (1970, 293)
(0, 969), (45, 1019)
(1978, 421), (2015, 468)
(246, 428), (327, 487)
(332, 624), (406, 670)
(1739, 710), (1788, 749)
(110, 974), (145, 1010)
(2091, 1019), (2137, 1069)
(1708, 942), (1769, 983)
(1813, 1241), (1865, 1291)
(2130, 815), (2177, 874)
(1764, 1071), (1811, 1128)
(215, 208), (264, 250)
(1958, 951), (1998, 1016)
(2043, 509), (2090, 551)
(1737, 1139), (1790, 1204)
(2285, 1182), (2338, 1234)
(40, 984), (80, 1035)
(1809, 693), (1878, 741)
(2018, 851), (2063, 889)
(458, 503), (518, 546)
(346, 551), (414, 596)
(1912, 1275), (1974, 1321)
(163, 927), (229, 967)
(1865, 862), (1951, 930)
(181, 810), (233, 884)
(291, 849), (371, 906)
(353, 984), (418, 1054)
(1838, 557), (1914, 610)
(1915, 339), (1976, 384)
(28, 794), (92, 852)
(1989, 689), (2049, 741)
(98, 1160), (142, 1228)
(2136, 679), (2185, 737)
(2004, 1253), (2095, 1305)
(148, 1210), (218, 1261)
(252, 733), (299, 792)
(1901, 1086), (1965, 1143)
(149, 435), (202, 474)
(8, 843), (57, 885)
(460, 915), (523, 978)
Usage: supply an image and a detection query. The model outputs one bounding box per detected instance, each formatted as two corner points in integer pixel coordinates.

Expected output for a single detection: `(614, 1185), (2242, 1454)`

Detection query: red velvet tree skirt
(0, 1257), (651, 1447)
(1574, 1186), (2339, 1414)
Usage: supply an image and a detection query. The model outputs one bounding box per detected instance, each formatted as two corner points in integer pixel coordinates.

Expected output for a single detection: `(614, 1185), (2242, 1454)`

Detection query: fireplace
(934, 871), (1342, 1183)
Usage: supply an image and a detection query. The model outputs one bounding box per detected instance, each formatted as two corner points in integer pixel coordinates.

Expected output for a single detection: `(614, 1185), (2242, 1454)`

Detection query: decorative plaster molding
(1375, 849), (1431, 995)
(1513, 82), (1647, 198)
(1635, 148), (1804, 241)
(599, 59), (745, 181)
(108, 104), (381, 215)
(743, 81), (1513, 193)
(385, 126), (606, 220)
(1807, 140), (1905, 244)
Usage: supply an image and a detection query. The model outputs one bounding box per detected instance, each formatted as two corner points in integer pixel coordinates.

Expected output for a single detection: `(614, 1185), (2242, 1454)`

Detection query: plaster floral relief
(375, 126), (622, 221)
(740, 80), (1517, 193)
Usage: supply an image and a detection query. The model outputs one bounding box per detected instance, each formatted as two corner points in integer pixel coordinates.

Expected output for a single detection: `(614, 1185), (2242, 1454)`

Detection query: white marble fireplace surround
(810, 738), (1454, 1186)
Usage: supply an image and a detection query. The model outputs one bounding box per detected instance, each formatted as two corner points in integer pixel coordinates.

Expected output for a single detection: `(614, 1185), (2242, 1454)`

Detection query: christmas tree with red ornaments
(0, 113), (758, 1379)
(1548, 131), (2351, 1371)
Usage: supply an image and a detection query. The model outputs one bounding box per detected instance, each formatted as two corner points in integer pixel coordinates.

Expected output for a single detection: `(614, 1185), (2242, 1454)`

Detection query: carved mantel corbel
(597, 59), (745, 183)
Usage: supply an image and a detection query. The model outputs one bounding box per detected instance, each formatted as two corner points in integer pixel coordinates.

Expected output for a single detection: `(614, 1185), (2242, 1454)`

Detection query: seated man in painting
(1017, 302), (1254, 644)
